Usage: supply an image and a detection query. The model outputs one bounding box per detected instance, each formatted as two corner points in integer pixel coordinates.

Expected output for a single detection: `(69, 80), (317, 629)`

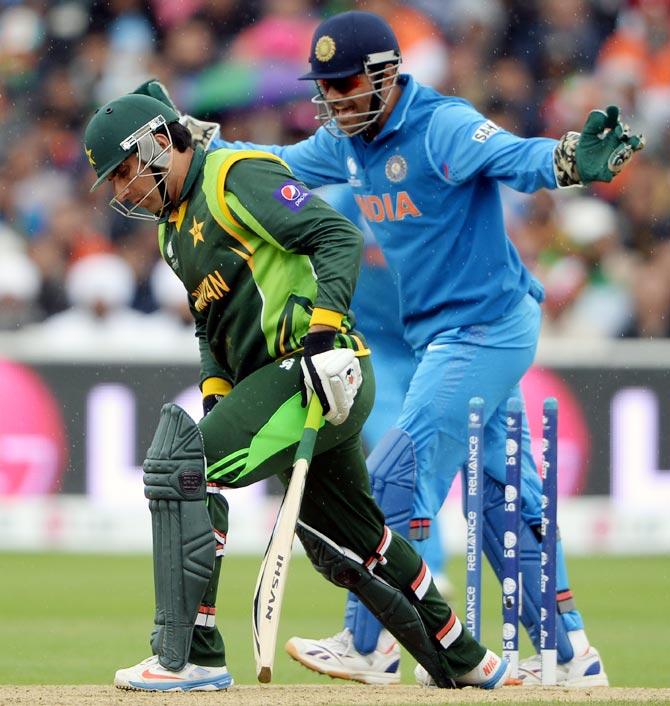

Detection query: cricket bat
(252, 395), (322, 683)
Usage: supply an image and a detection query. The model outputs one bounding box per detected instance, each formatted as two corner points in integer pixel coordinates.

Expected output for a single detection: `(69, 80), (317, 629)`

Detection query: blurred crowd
(1, 0), (670, 342)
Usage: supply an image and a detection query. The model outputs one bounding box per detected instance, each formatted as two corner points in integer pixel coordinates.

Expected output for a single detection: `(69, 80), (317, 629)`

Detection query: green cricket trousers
(186, 352), (484, 678)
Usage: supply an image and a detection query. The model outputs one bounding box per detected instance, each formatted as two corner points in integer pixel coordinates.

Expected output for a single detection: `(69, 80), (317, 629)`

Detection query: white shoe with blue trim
(285, 628), (401, 685)
(114, 655), (234, 691)
(518, 646), (609, 687)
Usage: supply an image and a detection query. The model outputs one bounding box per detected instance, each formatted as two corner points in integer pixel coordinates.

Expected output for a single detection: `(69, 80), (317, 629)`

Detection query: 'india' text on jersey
(219, 75), (558, 350)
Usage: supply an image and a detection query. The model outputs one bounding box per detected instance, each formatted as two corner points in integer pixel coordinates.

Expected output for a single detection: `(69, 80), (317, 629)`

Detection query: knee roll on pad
(346, 428), (417, 653)
(144, 403), (216, 671)
(481, 478), (573, 663)
(297, 522), (454, 688)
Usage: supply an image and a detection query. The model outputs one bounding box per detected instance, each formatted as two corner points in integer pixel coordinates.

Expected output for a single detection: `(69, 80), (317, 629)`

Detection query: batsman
(83, 93), (514, 691)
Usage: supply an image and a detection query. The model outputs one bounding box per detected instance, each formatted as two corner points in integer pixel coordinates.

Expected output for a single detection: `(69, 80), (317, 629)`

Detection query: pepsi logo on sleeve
(273, 181), (312, 211)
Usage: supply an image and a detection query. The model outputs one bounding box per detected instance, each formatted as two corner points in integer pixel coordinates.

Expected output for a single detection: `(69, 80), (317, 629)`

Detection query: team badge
(385, 154), (408, 183)
(347, 156), (362, 187)
(315, 35), (336, 63)
(273, 181), (312, 212)
(85, 146), (96, 167)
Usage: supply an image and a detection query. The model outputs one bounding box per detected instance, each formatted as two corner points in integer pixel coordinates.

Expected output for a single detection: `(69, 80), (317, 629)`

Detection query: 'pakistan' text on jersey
(158, 147), (366, 386)
(217, 75), (558, 350)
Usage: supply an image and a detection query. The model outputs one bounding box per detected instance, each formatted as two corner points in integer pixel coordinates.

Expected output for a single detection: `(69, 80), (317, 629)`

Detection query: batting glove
(300, 330), (362, 426)
(554, 105), (645, 186)
(202, 394), (224, 417)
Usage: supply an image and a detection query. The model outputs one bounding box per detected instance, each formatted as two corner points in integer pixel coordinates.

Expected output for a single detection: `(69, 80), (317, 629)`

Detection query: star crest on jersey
(385, 154), (407, 183)
(189, 217), (205, 247)
(85, 147), (96, 168)
(315, 35), (336, 63)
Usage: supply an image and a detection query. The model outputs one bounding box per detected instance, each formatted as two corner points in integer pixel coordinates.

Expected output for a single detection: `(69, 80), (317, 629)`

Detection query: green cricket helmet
(84, 93), (179, 191)
(84, 93), (180, 220)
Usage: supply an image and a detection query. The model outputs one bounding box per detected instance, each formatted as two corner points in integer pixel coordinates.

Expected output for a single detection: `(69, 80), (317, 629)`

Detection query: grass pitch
(0, 553), (668, 687)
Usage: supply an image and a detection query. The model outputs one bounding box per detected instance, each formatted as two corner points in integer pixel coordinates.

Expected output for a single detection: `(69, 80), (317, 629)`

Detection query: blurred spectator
(150, 0), (259, 37)
(229, 0), (317, 64)
(484, 57), (543, 135)
(508, 192), (637, 339)
(540, 196), (635, 338)
(356, 0), (450, 88)
(535, 0), (602, 81)
(4, 126), (74, 237)
(0, 4), (44, 85)
(113, 220), (164, 313)
(616, 155), (670, 336)
(28, 199), (111, 317)
(161, 15), (218, 105)
(94, 0), (156, 103)
(144, 259), (196, 347)
(0, 247), (43, 331)
(597, 0), (670, 147)
(35, 253), (145, 348)
(628, 245), (670, 337)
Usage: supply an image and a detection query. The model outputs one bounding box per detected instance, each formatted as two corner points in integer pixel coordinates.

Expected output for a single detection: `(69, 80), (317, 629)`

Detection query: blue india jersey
(215, 75), (558, 350)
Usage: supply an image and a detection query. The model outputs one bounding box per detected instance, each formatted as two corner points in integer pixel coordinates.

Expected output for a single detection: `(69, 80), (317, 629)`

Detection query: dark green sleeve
(190, 300), (233, 388)
(225, 158), (363, 316)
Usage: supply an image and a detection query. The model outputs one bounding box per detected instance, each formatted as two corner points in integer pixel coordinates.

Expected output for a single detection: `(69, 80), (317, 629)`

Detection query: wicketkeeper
(83, 92), (514, 691)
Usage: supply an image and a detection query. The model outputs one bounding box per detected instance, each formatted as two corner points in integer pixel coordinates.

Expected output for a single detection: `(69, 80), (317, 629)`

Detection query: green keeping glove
(133, 78), (221, 150)
(133, 79), (179, 112)
(575, 105), (645, 184)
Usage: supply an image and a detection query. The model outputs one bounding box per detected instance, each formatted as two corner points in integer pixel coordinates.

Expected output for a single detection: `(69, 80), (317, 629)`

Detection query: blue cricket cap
(300, 11), (400, 80)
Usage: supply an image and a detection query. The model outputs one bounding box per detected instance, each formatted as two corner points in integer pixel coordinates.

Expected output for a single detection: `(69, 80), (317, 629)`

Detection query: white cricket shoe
(415, 649), (515, 689)
(518, 646), (608, 687)
(285, 628), (400, 685)
(114, 655), (234, 691)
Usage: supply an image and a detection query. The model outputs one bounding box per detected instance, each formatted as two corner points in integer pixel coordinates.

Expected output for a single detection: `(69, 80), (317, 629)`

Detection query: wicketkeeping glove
(554, 105), (645, 186)
(300, 330), (362, 426)
(133, 79), (221, 150)
(179, 114), (221, 151)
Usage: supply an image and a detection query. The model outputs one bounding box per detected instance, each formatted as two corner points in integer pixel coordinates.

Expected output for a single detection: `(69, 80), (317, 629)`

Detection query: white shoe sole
(565, 673), (610, 688)
(285, 641), (400, 685)
(114, 672), (233, 691)
(116, 683), (228, 692)
(115, 679), (233, 692)
(520, 672), (609, 688)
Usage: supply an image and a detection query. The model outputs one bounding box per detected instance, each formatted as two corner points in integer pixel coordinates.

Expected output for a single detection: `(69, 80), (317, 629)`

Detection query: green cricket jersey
(158, 146), (368, 390)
